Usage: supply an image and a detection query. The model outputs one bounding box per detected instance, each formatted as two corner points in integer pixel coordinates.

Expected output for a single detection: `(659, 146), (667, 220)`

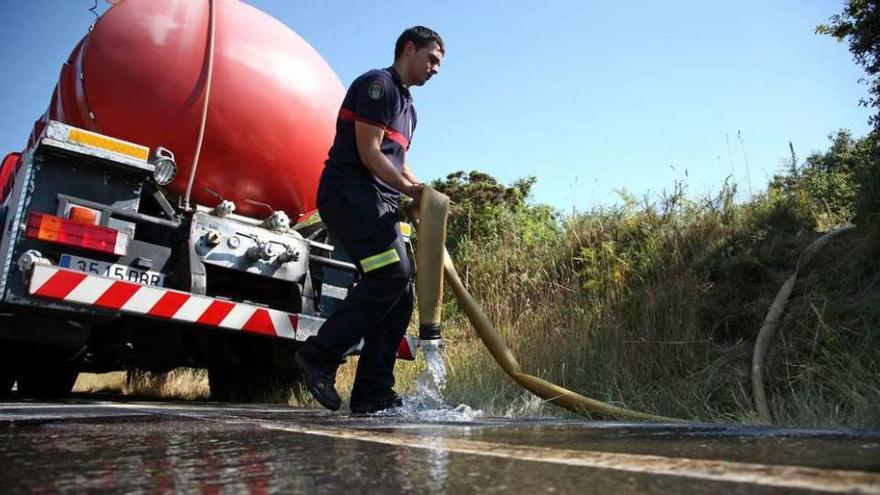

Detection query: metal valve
(263, 210), (290, 232)
(203, 230), (222, 246)
(276, 245), (300, 264)
(246, 240), (276, 261)
(243, 199), (290, 232)
(212, 199), (236, 217)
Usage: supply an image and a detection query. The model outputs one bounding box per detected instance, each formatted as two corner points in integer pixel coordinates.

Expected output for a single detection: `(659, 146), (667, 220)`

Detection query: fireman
(295, 26), (444, 413)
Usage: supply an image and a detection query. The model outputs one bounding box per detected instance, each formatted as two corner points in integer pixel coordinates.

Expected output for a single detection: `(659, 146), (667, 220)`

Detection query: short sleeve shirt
(322, 68), (416, 205)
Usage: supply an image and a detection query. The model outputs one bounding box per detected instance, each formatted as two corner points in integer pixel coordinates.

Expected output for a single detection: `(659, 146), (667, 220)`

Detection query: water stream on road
(380, 340), (483, 421)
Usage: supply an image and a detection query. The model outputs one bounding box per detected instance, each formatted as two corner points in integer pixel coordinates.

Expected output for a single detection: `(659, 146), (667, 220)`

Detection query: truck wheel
(209, 365), (301, 403)
(17, 367), (79, 399)
(0, 371), (13, 399)
(208, 366), (253, 403)
(263, 367), (304, 403)
(0, 341), (18, 399)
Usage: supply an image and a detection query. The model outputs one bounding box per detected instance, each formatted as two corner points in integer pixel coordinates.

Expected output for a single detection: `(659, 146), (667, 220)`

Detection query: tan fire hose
(415, 190), (449, 339)
(412, 187), (681, 422)
(751, 225), (854, 424)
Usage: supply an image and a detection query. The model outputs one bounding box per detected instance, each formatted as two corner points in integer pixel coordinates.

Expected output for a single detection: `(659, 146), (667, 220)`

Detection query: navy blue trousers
(309, 181), (413, 400)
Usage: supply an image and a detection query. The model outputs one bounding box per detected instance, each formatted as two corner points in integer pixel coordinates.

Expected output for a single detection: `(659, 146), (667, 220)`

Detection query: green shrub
(769, 131), (860, 229)
(851, 134), (880, 226)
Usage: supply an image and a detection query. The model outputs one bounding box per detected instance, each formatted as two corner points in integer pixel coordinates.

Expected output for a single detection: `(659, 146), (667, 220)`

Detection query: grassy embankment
(430, 184), (879, 426)
(77, 132), (880, 428)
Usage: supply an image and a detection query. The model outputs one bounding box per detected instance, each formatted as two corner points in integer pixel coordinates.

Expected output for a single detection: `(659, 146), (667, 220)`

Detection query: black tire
(0, 337), (18, 400)
(263, 367), (304, 403)
(208, 365), (253, 403)
(209, 365), (302, 403)
(17, 366), (78, 399)
(0, 369), (13, 399)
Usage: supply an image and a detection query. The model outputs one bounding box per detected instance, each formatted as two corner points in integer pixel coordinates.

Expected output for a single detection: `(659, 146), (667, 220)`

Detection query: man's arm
(355, 121), (422, 202)
(402, 162), (419, 185)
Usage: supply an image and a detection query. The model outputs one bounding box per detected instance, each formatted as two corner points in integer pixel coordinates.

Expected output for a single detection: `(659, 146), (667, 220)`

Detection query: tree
(429, 171), (557, 252)
(817, 1), (880, 130)
(817, 2), (880, 226)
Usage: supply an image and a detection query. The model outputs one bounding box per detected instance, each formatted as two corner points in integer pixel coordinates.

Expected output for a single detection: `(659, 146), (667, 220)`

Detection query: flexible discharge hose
(751, 225), (854, 424)
(413, 187), (681, 422)
(183, 0), (217, 210)
(416, 191), (449, 340)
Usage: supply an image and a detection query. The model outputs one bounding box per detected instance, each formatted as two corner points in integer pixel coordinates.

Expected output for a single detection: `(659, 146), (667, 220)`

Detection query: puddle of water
(379, 340), (483, 422)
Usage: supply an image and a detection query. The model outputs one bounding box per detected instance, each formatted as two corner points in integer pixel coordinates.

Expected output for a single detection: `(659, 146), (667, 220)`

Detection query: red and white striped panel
(27, 265), (324, 340)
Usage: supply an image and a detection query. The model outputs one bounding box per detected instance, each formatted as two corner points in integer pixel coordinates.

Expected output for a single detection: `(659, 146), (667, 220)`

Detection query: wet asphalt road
(1, 398), (879, 494)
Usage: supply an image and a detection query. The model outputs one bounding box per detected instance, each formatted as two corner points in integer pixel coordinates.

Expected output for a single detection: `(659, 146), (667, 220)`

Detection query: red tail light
(26, 212), (128, 256)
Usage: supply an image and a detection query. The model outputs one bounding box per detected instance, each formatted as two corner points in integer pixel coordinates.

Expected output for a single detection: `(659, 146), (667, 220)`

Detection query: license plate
(60, 254), (165, 287)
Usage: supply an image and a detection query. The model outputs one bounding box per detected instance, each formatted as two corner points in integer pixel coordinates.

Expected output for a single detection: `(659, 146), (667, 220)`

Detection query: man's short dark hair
(394, 26), (445, 60)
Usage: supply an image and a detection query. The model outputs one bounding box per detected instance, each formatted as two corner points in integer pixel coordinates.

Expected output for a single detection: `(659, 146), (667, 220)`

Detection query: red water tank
(37, 0), (344, 219)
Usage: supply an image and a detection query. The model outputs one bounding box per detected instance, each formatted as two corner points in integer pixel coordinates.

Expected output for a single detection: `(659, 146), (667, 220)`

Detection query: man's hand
(405, 183), (424, 206)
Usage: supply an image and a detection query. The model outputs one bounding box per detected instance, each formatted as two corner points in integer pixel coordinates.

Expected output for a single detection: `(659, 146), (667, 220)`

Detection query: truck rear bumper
(28, 264), (323, 341)
(26, 264), (418, 360)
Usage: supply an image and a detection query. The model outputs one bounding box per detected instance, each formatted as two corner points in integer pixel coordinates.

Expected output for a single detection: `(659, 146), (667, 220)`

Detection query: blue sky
(0, 1), (871, 212)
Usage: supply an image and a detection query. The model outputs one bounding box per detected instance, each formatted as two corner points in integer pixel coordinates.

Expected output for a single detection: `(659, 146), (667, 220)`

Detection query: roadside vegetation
(77, 127), (879, 427)
(424, 131), (879, 427)
(78, 1), (880, 428)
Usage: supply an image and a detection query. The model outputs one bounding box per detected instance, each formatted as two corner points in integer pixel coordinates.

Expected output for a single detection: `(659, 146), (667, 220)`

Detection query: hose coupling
(418, 323), (442, 340)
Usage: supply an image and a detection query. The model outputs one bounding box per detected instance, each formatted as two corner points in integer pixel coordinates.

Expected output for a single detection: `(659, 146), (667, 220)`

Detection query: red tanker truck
(0, 0), (415, 401)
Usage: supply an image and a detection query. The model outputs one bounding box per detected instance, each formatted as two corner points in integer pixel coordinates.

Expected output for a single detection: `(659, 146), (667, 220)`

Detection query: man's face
(405, 41), (443, 86)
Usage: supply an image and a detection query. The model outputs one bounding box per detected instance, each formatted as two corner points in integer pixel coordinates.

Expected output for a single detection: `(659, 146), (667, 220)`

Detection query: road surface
(1, 398), (878, 493)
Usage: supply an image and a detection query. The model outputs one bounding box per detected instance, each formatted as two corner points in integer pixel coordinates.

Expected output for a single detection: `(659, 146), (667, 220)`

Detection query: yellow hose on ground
(414, 187), (681, 422)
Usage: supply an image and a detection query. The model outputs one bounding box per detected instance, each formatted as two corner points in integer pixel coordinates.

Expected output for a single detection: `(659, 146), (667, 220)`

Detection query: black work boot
(295, 349), (342, 411)
(350, 390), (404, 415)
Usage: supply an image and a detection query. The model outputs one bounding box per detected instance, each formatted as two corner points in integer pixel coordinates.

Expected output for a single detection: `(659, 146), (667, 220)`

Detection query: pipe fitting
(246, 240), (276, 261)
(17, 250), (46, 274)
(276, 245), (300, 263)
(418, 323), (442, 340)
(204, 230), (222, 246)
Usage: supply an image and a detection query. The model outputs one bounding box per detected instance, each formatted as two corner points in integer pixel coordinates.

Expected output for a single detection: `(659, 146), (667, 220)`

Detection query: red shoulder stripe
(338, 107), (410, 149)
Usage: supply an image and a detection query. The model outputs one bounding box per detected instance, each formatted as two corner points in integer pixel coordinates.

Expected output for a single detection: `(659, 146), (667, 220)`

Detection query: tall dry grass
(74, 368), (209, 400)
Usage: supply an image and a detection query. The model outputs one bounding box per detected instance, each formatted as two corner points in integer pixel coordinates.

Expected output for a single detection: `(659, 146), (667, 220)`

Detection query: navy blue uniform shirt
(322, 68), (416, 206)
